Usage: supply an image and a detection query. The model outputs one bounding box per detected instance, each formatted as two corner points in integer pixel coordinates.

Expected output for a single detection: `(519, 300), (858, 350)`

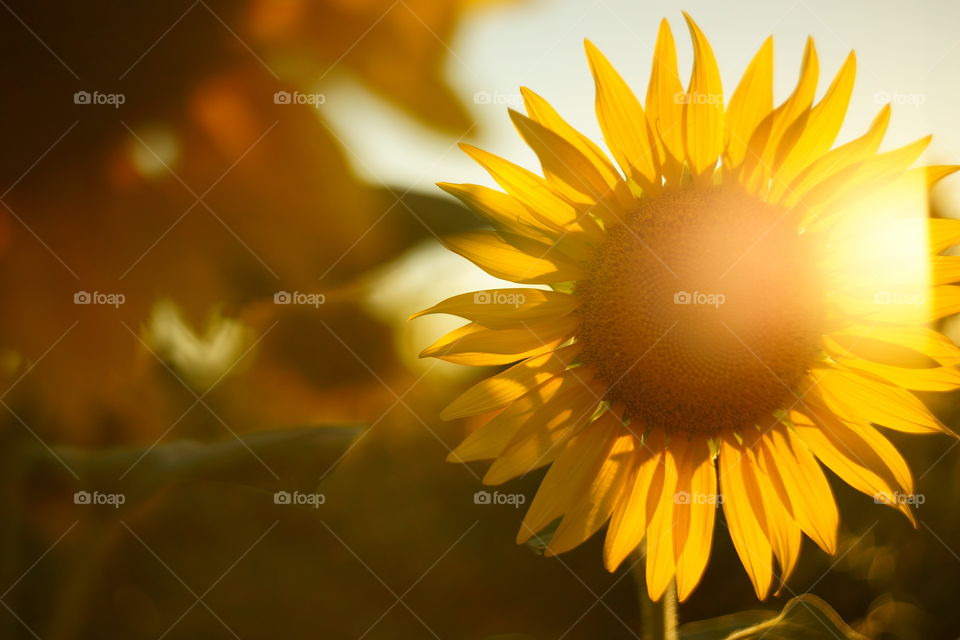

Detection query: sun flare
(416, 13), (960, 601)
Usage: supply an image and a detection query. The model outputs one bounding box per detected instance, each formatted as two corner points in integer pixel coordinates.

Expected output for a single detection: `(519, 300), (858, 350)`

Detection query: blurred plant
(0, 0), (496, 444)
(0, 1), (510, 637)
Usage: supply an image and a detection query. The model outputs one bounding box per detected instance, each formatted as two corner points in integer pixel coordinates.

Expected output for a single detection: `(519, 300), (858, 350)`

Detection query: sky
(324, 0), (960, 213)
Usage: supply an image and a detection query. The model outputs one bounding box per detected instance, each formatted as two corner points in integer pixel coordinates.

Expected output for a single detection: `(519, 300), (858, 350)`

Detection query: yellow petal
(441, 344), (582, 420)
(520, 86), (621, 188)
(742, 37), (818, 194)
(843, 285), (960, 324)
(723, 36), (773, 172)
(779, 105), (889, 208)
(546, 417), (635, 553)
(519, 411), (623, 543)
(483, 377), (601, 484)
(823, 345), (960, 395)
(420, 315), (578, 365)
(930, 217), (960, 254)
(412, 289), (578, 328)
(932, 256), (960, 286)
(767, 37), (819, 160)
(584, 39), (658, 192)
(926, 165), (960, 188)
(459, 144), (602, 237)
(813, 365), (955, 433)
(681, 13), (724, 179)
(744, 430), (801, 593)
(832, 324), (960, 366)
(441, 231), (585, 284)
(769, 501), (802, 594)
(672, 436), (717, 602)
(772, 51), (856, 196)
(645, 18), (684, 184)
(645, 443), (678, 601)
(449, 375), (567, 462)
(931, 285), (960, 321)
(509, 108), (613, 204)
(805, 397), (915, 495)
(719, 435), (774, 600)
(761, 424), (838, 554)
(436, 182), (558, 242)
(792, 405), (916, 524)
(603, 429), (665, 571)
(802, 135), (931, 229)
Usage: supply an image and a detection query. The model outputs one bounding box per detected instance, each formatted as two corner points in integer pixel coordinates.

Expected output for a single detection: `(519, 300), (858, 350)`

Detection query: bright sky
(325, 0), (960, 212)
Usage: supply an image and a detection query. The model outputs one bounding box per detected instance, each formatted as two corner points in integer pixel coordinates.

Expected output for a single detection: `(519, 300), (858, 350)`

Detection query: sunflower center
(577, 185), (824, 435)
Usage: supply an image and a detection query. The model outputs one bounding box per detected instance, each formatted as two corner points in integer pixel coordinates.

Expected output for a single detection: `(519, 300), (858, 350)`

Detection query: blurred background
(1, 0), (959, 638)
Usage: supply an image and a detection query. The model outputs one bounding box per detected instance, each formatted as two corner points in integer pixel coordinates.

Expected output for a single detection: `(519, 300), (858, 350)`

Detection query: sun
(414, 13), (960, 601)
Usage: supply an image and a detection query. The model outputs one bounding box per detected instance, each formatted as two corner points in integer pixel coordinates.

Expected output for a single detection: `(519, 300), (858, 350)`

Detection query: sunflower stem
(630, 545), (678, 640)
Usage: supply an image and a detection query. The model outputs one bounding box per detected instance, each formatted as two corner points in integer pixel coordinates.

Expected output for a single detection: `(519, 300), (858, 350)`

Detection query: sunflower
(416, 13), (960, 601)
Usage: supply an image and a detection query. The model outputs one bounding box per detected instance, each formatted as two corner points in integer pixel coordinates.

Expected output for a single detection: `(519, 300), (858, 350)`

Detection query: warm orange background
(0, 1), (958, 638)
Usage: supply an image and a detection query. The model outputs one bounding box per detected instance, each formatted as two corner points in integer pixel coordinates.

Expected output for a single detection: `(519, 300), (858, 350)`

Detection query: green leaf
(524, 518), (561, 555)
(27, 425), (365, 508)
(679, 594), (868, 640)
(679, 610), (777, 640)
